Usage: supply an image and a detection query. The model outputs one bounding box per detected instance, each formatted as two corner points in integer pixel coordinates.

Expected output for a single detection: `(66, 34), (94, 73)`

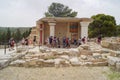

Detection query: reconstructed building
(29, 17), (92, 45)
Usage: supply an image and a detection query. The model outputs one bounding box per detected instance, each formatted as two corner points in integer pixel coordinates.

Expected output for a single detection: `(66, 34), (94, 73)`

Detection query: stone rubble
(9, 42), (111, 68)
(0, 38), (119, 70)
(0, 51), (28, 70)
(102, 37), (120, 71)
(101, 37), (120, 50)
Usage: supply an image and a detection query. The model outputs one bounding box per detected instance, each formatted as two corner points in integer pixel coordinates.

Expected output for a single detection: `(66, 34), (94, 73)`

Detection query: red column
(39, 24), (43, 45)
(40, 30), (42, 44)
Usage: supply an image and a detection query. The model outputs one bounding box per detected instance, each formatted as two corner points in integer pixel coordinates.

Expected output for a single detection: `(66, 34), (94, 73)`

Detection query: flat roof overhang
(37, 17), (93, 23)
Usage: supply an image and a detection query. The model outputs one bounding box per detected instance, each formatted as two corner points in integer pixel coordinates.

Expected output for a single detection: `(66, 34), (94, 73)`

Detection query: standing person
(73, 38), (77, 45)
(97, 35), (102, 44)
(62, 37), (66, 48)
(24, 38), (29, 49)
(68, 38), (71, 48)
(66, 38), (70, 48)
(25, 38), (29, 46)
(53, 37), (57, 48)
(57, 37), (60, 48)
(82, 37), (86, 44)
(11, 38), (15, 50)
(9, 38), (12, 51)
(49, 36), (53, 47)
(33, 36), (36, 46)
(78, 38), (81, 46)
(21, 38), (25, 46)
(45, 37), (49, 47)
(29, 38), (32, 45)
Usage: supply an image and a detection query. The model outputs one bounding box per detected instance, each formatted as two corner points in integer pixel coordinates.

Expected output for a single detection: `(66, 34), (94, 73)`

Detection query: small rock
(80, 44), (90, 50)
(110, 51), (120, 57)
(93, 61), (108, 66)
(77, 46), (83, 52)
(59, 55), (70, 60)
(69, 50), (79, 57)
(80, 50), (92, 55)
(43, 59), (55, 67)
(69, 57), (81, 66)
(84, 62), (93, 66)
(101, 53), (110, 59)
(10, 60), (26, 67)
(54, 59), (65, 68)
(80, 55), (87, 60)
(107, 56), (120, 66)
(93, 53), (102, 59)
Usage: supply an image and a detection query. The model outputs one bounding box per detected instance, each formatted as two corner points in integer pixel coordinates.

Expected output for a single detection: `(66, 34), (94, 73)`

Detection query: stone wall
(101, 37), (120, 50)
(55, 22), (68, 38)
(9, 43), (109, 68)
(0, 51), (27, 70)
(101, 37), (120, 71)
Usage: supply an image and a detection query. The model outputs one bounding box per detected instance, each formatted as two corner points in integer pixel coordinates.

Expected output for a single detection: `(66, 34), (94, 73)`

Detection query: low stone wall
(0, 51), (28, 70)
(9, 43), (109, 68)
(101, 38), (120, 71)
(107, 56), (120, 71)
(101, 37), (120, 50)
(101, 41), (120, 51)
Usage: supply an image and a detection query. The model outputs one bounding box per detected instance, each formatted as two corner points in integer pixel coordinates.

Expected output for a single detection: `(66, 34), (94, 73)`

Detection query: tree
(14, 29), (22, 42)
(22, 30), (29, 38)
(89, 14), (116, 38)
(22, 28), (31, 38)
(6, 28), (11, 42)
(2, 32), (7, 43)
(116, 25), (120, 36)
(45, 2), (77, 17)
(0, 32), (2, 43)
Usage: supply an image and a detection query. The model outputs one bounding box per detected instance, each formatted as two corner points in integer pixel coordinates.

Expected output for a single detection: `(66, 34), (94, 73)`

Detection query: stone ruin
(10, 42), (109, 68)
(1, 37), (119, 71)
(101, 37), (120, 71)
(101, 37), (120, 50)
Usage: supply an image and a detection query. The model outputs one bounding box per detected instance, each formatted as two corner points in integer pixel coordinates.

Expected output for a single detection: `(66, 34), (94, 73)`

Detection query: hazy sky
(0, 0), (120, 27)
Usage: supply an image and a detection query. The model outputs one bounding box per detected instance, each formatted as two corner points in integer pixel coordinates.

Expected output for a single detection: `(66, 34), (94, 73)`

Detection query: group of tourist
(47, 36), (61, 48)
(46, 36), (89, 48)
(21, 38), (29, 46)
(8, 37), (32, 51)
(21, 37), (38, 46)
(62, 37), (70, 48)
(8, 35), (102, 50)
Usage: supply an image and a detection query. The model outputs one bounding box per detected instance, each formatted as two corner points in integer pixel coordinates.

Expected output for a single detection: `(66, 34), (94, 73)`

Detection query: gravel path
(0, 66), (109, 80)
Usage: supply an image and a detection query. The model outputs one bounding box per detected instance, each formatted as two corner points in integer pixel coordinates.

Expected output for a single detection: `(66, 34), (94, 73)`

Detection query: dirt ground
(0, 66), (109, 80)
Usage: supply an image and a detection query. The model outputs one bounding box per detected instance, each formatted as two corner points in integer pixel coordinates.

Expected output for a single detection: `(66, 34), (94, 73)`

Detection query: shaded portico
(30, 17), (92, 45)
